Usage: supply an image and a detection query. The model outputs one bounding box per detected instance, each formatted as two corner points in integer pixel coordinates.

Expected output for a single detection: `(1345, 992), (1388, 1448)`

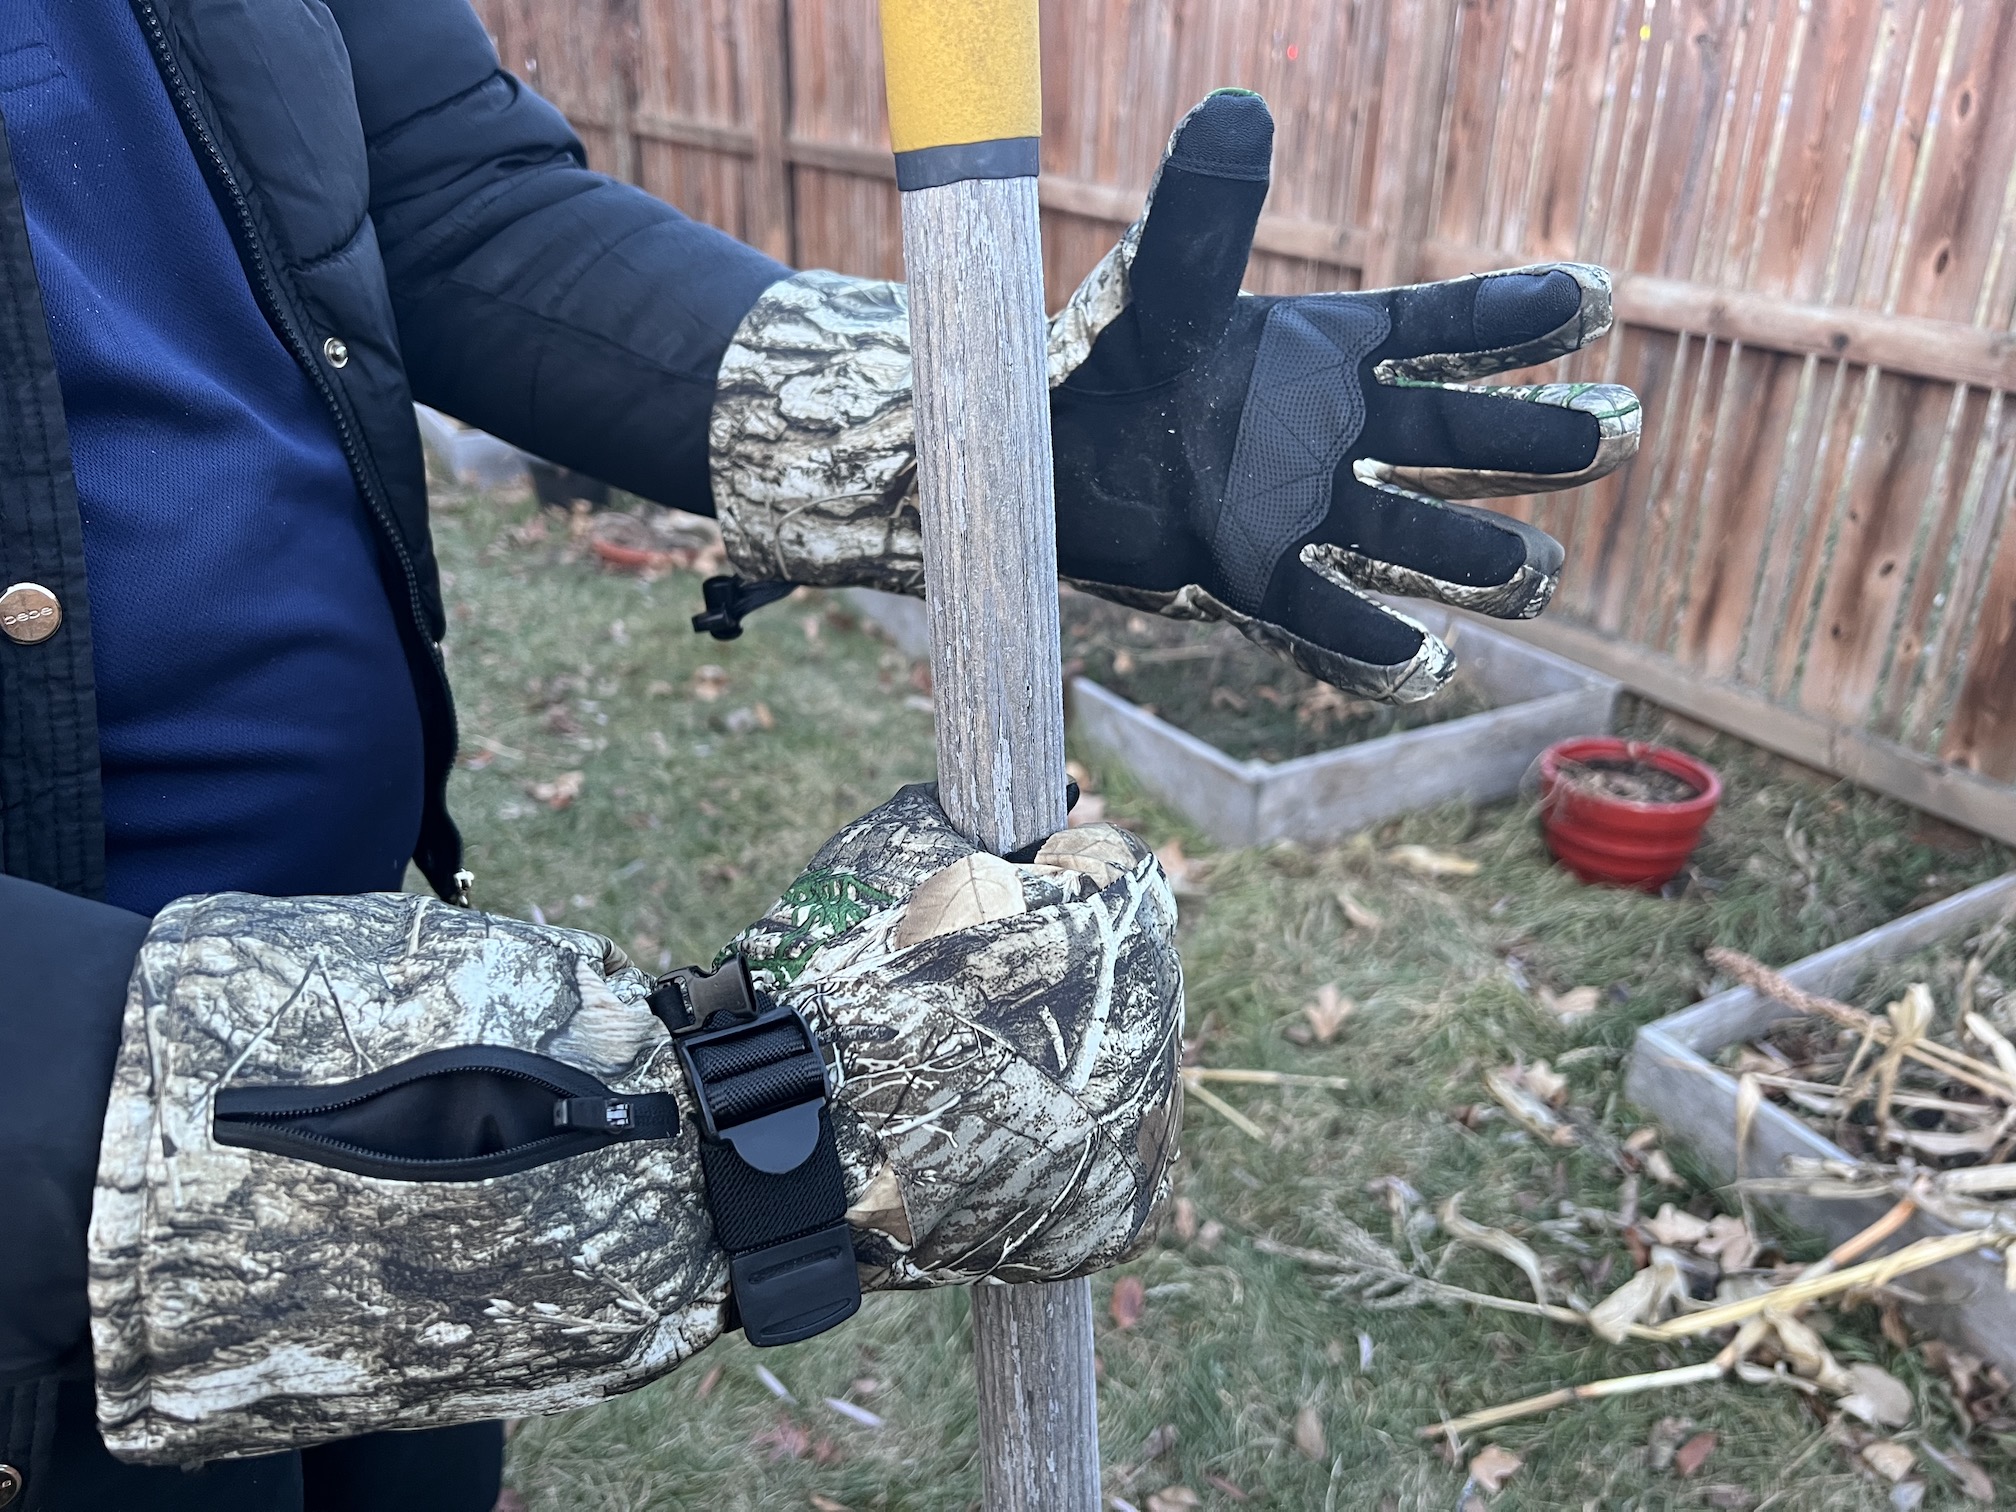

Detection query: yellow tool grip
(879, 0), (1040, 189)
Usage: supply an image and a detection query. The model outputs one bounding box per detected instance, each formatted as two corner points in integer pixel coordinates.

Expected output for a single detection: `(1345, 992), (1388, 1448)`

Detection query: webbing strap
(656, 958), (862, 1347)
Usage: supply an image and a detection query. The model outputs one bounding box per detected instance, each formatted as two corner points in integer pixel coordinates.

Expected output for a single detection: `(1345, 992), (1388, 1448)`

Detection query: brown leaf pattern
(89, 789), (1182, 1465)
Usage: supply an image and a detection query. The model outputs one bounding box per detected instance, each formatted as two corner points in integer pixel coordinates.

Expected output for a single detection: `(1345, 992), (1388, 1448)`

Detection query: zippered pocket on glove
(213, 1045), (680, 1182)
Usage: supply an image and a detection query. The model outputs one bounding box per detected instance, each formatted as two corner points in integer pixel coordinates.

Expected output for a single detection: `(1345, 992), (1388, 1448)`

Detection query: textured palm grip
(1212, 296), (1389, 613)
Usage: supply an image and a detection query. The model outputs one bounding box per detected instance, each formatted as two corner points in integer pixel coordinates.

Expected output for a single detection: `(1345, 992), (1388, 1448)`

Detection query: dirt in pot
(1552, 756), (1701, 805)
(1059, 587), (1490, 764)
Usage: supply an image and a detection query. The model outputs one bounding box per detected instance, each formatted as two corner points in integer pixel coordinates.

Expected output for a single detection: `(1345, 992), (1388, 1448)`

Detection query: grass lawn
(427, 485), (2014, 1511)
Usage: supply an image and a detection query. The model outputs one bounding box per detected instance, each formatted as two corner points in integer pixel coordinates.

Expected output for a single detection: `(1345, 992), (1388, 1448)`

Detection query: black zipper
(215, 1045), (681, 1183)
(128, 0), (458, 796)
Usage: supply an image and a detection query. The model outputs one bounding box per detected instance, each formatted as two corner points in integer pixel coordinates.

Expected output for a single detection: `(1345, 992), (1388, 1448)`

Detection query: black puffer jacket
(0, 0), (783, 1484)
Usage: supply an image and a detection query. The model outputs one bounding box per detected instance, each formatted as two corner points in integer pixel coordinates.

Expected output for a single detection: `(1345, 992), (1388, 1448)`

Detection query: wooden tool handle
(877, 5), (1100, 1509)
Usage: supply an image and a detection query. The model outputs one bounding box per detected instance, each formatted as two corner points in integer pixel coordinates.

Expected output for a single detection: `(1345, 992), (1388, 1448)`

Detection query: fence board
(466, 0), (2016, 837)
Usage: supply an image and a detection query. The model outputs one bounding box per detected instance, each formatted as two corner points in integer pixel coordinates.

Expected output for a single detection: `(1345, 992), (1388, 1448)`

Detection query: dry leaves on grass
(1540, 984), (1602, 1023)
(1110, 1274), (1145, 1330)
(1336, 887), (1382, 930)
(1482, 1063), (1577, 1147)
(1292, 982), (1355, 1045)
(1839, 1362), (1913, 1428)
(1920, 1441), (1996, 1502)
(1586, 1246), (1685, 1342)
(1467, 1444), (1522, 1492)
(1144, 1489), (1200, 1512)
(526, 770), (584, 810)
(1292, 1403), (1326, 1460)
(1439, 1193), (1552, 1306)
(1386, 844), (1481, 879)
(690, 664), (730, 701)
(754, 1417), (840, 1466)
(1642, 1148), (1683, 1185)
(1862, 1440), (1916, 1483)
(809, 1496), (852, 1512)
(1673, 1430), (1718, 1478)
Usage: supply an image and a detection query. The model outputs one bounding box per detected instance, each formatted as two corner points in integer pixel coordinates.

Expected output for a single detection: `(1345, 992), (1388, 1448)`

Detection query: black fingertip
(1166, 89), (1274, 181)
(1473, 270), (1582, 348)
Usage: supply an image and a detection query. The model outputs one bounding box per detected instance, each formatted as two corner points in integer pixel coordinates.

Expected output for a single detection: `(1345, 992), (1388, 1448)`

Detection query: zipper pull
(552, 1094), (679, 1139)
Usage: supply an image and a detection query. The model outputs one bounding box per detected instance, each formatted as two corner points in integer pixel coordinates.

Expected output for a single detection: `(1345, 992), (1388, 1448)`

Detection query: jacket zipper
(128, 0), (457, 768)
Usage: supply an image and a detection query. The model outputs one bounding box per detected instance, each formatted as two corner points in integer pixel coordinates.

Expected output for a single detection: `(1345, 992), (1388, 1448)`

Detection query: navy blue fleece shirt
(0, 0), (424, 914)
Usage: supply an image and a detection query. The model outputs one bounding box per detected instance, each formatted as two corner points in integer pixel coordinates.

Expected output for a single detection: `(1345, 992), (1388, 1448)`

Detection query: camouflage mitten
(88, 788), (1180, 1465)
(708, 89), (1639, 700)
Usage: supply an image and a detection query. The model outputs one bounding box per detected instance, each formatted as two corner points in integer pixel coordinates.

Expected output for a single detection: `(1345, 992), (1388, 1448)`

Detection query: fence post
(876, 2), (1102, 1507)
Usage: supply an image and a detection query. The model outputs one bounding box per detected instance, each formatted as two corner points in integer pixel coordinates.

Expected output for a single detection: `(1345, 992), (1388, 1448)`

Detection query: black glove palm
(1049, 90), (1640, 700)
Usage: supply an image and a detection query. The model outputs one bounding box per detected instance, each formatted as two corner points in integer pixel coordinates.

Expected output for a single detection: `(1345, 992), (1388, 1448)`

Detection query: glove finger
(1309, 474), (1562, 620)
(1256, 552), (1457, 702)
(1373, 262), (1615, 381)
(1076, 89), (1272, 389)
(1360, 380), (1642, 500)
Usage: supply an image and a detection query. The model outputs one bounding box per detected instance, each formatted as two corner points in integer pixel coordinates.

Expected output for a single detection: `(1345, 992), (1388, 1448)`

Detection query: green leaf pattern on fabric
(723, 866), (895, 985)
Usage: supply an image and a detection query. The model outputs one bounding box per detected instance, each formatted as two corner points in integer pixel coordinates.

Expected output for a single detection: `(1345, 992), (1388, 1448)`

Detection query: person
(0, 1), (1640, 1507)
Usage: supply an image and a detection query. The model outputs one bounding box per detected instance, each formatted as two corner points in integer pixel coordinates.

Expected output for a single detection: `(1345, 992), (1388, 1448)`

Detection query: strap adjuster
(654, 954), (861, 1347)
(672, 1000), (829, 1175)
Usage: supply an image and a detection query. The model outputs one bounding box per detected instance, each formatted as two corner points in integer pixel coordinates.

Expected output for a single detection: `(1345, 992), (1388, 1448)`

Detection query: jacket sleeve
(326, 0), (789, 514)
(0, 878), (147, 1384)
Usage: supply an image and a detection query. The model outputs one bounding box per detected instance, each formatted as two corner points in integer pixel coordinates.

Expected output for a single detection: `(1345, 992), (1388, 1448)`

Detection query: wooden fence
(469, 0), (2016, 841)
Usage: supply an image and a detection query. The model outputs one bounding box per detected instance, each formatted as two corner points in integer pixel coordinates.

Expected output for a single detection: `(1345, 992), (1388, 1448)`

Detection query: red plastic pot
(1537, 737), (1722, 892)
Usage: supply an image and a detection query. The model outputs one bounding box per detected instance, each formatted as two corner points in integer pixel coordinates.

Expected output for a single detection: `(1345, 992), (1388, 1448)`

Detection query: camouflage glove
(89, 789), (1180, 1465)
(726, 784), (1183, 1289)
(709, 91), (1639, 700)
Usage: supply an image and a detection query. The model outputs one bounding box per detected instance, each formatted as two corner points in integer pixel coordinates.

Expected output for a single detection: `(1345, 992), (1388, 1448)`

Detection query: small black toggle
(692, 575), (797, 640)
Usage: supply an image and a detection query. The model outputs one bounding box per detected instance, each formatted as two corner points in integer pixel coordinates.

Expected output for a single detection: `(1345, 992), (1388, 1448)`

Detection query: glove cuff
(709, 269), (927, 595)
(89, 895), (725, 1466)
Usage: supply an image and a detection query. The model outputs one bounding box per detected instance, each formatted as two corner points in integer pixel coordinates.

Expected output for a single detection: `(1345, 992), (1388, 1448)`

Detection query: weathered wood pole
(876, 3), (1100, 1508)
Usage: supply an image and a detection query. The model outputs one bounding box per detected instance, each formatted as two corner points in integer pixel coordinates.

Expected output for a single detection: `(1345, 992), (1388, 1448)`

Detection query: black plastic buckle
(691, 575), (797, 641)
(646, 957), (758, 1035)
(672, 1000), (828, 1176)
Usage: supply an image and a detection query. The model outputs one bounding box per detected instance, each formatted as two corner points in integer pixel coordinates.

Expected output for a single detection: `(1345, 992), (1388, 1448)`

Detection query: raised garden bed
(847, 587), (1618, 847)
(1064, 596), (1617, 848)
(1626, 873), (2016, 1376)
